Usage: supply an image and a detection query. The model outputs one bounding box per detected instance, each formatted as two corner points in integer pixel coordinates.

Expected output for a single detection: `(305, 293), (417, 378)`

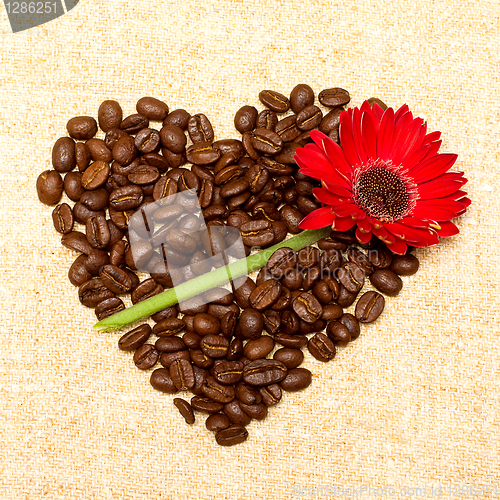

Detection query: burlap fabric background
(0, 1), (499, 498)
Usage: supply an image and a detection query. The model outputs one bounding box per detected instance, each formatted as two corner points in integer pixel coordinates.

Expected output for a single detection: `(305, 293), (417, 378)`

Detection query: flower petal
(436, 221), (459, 237)
(332, 216), (356, 232)
(386, 239), (407, 255)
(339, 119), (362, 167)
(355, 226), (373, 244)
(412, 203), (463, 221)
(298, 207), (335, 230)
(393, 117), (426, 165)
(361, 111), (378, 159)
(351, 108), (368, 164)
(418, 175), (467, 199)
(377, 107), (395, 160)
(410, 153), (458, 184)
(313, 186), (352, 204)
(422, 130), (441, 145)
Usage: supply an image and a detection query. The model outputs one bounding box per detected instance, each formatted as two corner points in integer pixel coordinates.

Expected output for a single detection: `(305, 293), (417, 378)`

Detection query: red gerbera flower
(295, 101), (471, 255)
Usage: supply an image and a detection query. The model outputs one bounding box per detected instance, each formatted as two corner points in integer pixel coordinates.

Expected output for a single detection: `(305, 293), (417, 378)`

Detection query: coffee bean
(326, 320), (350, 344)
(37, 170), (64, 206)
(274, 333), (308, 349)
(338, 261), (365, 293)
(259, 90), (290, 113)
(81, 161), (110, 190)
(169, 358), (195, 391)
(162, 351), (191, 369)
(98, 264), (132, 294)
(240, 220), (275, 248)
(296, 105), (323, 131)
(61, 231), (93, 255)
(68, 254), (92, 286)
(273, 348), (304, 369)
(200, 335), (229, 359)
(52, 137), (76, 173)
(109, 185), (143, 211)
(355, 290), (385, 323)
(80, 188), (109, 211)
(215, 424), (248, 446)
(339, 313), (360, 340)
(186, 142), (220, 165)
(390, 254), (419, 276)
(191, 313), (220, 336)
(322, 304), (343, 321)
(235, 382), (261, 406)
(280, 205), (303, 234)
(86, 214), (110, 249)
(51, 203), (74, 234)
(131, 278), (163, 304)
(280, 309), (300, 335)
(202, 376), (235, 403)
(347, 247), (374, 275)
(152, 318), (186, 337)
(244, 336), (274, 360)
(173, 398), (195, 424)
(234, 105), (258, 133)
(78, 277), (115, 308)
(267, 247), (298, 278)
(219, 177), (249, 198)
(370, 269), (403, 296)
(224, 400), (252, 426)
(159, 124), (187, 154)
(112, 135), (137, 166)
(368, 247), (393, 269)
(319, 108), (342, 134)
(67, 116), (97, 140)
(187, 113), (214, 144)
(292, 292), (323, 324)
(149, 368), (177, 394)
(280, 368), (312, 391)
(121, 113), (149, 134)
(290, 84), (315, 114)
(251, 128), (283, 155)
(133, 344), (159, 370)
(153, 176), (177, 201)
(308, 333), (336, 362)
(318, 87), (350, 108)
(98, 100), (123, 132)
(155, 336), (186, 353)
(211, 360), (244, 386)
(84, 249), (109, 274)
(62, 172), (84, 202)
(95, 297), (125, 320)
(133, 128), (161, 154)
(259, 384), (282, 406)
(206, 413), (231, 432)
(243, 359), (287, 386)
(249, 279), (281, 311)
(275, 115), (300, 142)
(136, 97), (169, 121)
(119, 324), (151, 351)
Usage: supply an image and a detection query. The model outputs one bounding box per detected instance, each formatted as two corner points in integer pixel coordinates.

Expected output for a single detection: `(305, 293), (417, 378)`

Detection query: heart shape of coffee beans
(36, 87), (419, 446)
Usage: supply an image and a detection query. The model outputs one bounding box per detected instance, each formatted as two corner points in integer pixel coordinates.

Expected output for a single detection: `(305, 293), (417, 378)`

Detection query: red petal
(361, 111), (378, 159)
(399, 216), (431, 228)
(351, 108), (368, 164)
(394, 104), (409, 122)
(331, 203), (359, 218)
(296, 149), (351, 189)
(393, 117), (426, 165)
(386, 239), (407, 255)
(422, 130), (441, 144)
(412, 204), (462, 221)
(436, 221), (459, 237)
(339, 120), (362, 167)
(402, 144), (431, 172)
(377, 107), (395, 160)
(356, 217), (372, 232)
(388, 112), (413, 159)
(320, 138), (353, 179)
(298, 208), (335, 230)
(410, 153), (458, 183)
(418, 176), (467, 199)
(313, 186), (352, 204)
(356, 226), (372, 244)
(332, 216), (356, 232)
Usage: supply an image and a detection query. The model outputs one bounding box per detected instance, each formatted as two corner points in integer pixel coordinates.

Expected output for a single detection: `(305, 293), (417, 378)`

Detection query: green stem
(93, 227), (331, 332)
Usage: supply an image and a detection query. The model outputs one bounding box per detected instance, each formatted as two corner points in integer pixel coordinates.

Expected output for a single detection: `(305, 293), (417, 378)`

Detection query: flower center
(353, 162), (413, 223)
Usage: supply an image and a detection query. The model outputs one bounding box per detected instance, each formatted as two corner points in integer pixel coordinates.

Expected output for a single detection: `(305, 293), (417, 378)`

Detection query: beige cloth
(0, 0), (499, 498)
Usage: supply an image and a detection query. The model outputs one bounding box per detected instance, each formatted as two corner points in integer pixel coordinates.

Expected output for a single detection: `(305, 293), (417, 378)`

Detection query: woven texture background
(0, 0), (499, 498)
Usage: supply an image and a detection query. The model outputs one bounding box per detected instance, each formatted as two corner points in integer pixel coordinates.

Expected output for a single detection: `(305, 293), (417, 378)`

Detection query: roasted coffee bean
(131, 278), (163, 304)
(192, 364), (209, 395)
(120, 113), (149, 134)
(219, 177), (249, 199)
(259, 89), (290, 113)
(72, 202), (104, 224)
(368, 247), (393, 269)
(173, 398), (195, 424)
(52, 137), (76, 173)
(280, 368), (312, 391)
(259, 384), (282, 406)
(95, 297), (125, 320)
(338, 262), (365, 293)
(188, 113), (214, 143)
(136, 96), (169, 121)
(62, 231), (94, 254)
(296, 105), (322, 131)
(249, 279), (281, 311)
(297, 246), (320, 269)
(271, 221), (288, 244)
(312, 281), (333, 304)
(296, 195), (320, 215)
(161, 351), (190, 369)
(279, 309), (298, 335)
(204, 287), (234, 306)
(322, 304), (343, 322)
(219, 311), (237, 338)
(191, 396), (223, 414)
(275, 142), (301, 165)
(318, 236), (347, 252)
(227, 209), (251, 231)
(37, 170), (64, 205)
(347, 247), (374, 275)
(153, 318), (186, 337)
(245, 163), (269, 194)
(186, 141), (220, 165)
(281, 267), (303, 291)
(234, 105), (258, 133)
(390, 254), (419, 276)
(266, 247), (297, 278)
(119, 324), (152, 351)
(197, 179), (214, 208)
(84, 249), (109, 275)
(179, 296), (209, 316)
(370, 269), (403, 296)
(153, 176), (177, 201)
(274, 333), (308, 349)
(215, 424), (248, 446)
(235, 307), (265, 341)
(212, 360), (244, 385)
(98, 100), (123, 132)
(74, 142), (91, 172)
(162, 147), (186, 169)
(271, 286), (292, 311)
(81, 161), (110, 190)
(86, 214), (110, 249)
(194, 313), (221, 336)
(319, 108), (342, 134)
(68, 254), (92, 286)
(336, 285), (358, 308)
(239, 220), (274, 247)
(326, 320), (350, 344)
(292, 292), (323, 323)
(235, 382), (262, 406)
(152, 204), (183, 224)
(170, 358), (195, 391)
(318, 87), (350, 108)
(213, 138), (244, 158)
(308, 333), (336, 362)
(109, 185), (143, 211)
(178, 170), (200, 194)
(227, 338), (244, 361)
(151, 305), (178, 323)
(367, 97), (388, 110)
(163, 108), (190, 129)
(105, 128), (127, 150)
(202, 376), (235, 403)
(224, 400), (252, 426)
(150, 368), (177, 393)
(241, 132), (259, 160)
(78, 278), (114, 307)
(63, 171), (85, 202)
(80, 188), (109, 211)
(189, 349), (213, 369)
(280, 205), (303, 234)
(290, 84), (315, 114)
(86, 138), (113, 163)
(206, 413), (230, 432)
(251, 128), (283, 155)
(244, 336), (274, 361)
(112, 135), (137, 166)
(99, 264), (132, 294)
(159, 124), (186, 154)
(180, 332), (200, 350)
(243, 359), (287, 386)
(339, 313), (360, 340)
(273, 348), (303, 369)
(67, 116), (97, 140)
(201, 335), (229, 359)
(134, 128), (161, 154)
(261, 309), (280, 335)
(275, 115), (301, 142)
(133, 344), (159, 370)
(355, 291), (385, 323)
(52, 203), (74, 234)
